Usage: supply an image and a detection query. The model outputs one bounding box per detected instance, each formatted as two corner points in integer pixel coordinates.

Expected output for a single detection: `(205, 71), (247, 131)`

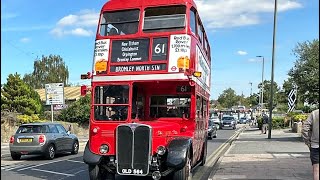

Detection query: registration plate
(19, 138), (33, 143)
(224, 125), (230, 127)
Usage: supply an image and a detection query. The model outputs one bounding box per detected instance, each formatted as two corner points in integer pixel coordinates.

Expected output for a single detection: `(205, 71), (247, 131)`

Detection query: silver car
(9, 122), (79, 160)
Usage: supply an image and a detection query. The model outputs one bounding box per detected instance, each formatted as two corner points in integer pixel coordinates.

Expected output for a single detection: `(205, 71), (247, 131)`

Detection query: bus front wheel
(89, 165), (115, 180)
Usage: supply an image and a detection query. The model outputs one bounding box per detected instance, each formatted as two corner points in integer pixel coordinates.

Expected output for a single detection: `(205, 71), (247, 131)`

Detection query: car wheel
(213, 131), (217, 138)
(172, 150), (191, 180)
(71, 141), (79, 154)
(45, 144), (56, 160)
(10, 152), (21, 160)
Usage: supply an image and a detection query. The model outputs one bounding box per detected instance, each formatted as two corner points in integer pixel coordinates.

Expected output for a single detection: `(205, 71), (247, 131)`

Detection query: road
(1, 127), (241, 180)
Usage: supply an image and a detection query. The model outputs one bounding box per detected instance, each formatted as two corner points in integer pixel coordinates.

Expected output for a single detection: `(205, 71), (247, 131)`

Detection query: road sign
(287, 88), (297, 112)
(45, 83), (65, 105)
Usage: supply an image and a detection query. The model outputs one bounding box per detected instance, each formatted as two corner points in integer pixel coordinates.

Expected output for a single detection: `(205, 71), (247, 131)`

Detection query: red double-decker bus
(82, 0), (211, 179)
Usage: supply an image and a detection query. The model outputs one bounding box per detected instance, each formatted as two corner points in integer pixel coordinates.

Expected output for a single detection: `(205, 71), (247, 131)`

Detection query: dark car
(207, 119), (217, 139)
(221, 116), (236, 129)
(9, 122), (79, 160)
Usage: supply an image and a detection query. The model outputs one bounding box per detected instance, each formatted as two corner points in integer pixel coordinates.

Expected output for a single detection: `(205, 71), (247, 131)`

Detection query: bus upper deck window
(99, 9), (140, 36)
(143, 5), (186, 33)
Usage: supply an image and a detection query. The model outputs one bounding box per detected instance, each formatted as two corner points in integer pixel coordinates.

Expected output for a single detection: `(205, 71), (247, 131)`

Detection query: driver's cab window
(150, 95), (190, 118)
(94, 85), (129, 121)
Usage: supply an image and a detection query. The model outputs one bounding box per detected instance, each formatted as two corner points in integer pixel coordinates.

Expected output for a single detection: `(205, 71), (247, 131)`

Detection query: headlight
(100, 144), (109, 154)
(157, 145), (166, 155)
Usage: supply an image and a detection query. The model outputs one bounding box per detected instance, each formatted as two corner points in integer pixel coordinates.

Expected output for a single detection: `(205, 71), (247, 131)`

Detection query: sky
(1, 0), (319, 100)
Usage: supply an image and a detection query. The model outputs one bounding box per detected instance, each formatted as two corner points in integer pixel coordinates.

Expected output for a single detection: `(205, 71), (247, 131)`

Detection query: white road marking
(31, 168), (75, 176)
(66, 159), (84, 163)
(4, 164), (27, 171)
(17, 159), (66, 171)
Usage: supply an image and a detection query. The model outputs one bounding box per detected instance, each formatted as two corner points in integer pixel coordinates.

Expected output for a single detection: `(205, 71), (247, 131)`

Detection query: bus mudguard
(83, 141), (102, 165)
(166, 138), (192, 170)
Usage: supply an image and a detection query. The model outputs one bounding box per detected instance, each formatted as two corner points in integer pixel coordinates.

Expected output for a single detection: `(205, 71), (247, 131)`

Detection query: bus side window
(190, 8), (197, 34)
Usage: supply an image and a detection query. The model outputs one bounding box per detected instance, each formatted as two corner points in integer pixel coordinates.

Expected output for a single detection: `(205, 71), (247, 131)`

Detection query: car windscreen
(16, 125), (46, 134)
(222, 117), (234, 121)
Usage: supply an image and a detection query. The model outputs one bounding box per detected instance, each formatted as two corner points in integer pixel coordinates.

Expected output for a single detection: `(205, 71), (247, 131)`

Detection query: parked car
(210, 116), (221, 129)
(221, 116), (236, 129)
(207, 119), (217, 139)
(9, 122), (79, 160)
(239, 117), (248, 124)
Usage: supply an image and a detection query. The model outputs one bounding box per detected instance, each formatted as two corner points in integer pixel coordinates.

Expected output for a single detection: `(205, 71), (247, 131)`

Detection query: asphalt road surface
(1, 127), (240, 180)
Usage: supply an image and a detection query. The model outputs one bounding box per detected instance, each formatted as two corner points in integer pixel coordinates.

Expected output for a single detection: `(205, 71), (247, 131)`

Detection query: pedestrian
(301, 109), (319, 180)
(261, 112), (269, 134)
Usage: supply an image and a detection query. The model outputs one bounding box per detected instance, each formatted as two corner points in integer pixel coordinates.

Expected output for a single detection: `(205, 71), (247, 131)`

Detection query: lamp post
(249, 82), (252, 96)
(268, 0), (278, 139)
(256, 55), (265, 111)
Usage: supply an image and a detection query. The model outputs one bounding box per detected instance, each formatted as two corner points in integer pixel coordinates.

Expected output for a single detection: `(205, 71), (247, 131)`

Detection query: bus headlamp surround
(157, 145), (166, 155)
(100, 144), (109, 154)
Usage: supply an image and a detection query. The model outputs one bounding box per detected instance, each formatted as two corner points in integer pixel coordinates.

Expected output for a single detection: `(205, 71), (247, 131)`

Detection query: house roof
(35, 86), (83, 101)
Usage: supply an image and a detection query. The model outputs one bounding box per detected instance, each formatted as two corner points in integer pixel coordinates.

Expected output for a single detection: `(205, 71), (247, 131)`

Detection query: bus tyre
(200, 141), (207, 166)
(89, 165), (110, 180)
(172, 151), (191, 180)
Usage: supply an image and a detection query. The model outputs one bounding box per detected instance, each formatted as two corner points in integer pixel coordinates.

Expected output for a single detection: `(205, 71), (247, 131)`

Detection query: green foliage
(23, 54), (70, 89)
(58, 95), (90, 124)
(258, 80), (280, 109)
(257, 116), (288, 130)
(217, 88), (239, 108)
(17, 114), (46, 124)
(289, 39), (319, 105)
(1, 73), (43, 115)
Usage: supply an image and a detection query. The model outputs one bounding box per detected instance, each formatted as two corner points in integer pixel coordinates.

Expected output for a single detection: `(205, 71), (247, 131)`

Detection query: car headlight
(100, 144), (109, 154)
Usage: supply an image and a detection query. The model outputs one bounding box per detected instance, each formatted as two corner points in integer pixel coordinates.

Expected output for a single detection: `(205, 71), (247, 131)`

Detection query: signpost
(287, 88), (297, 112)
(45, 83), (65, 122)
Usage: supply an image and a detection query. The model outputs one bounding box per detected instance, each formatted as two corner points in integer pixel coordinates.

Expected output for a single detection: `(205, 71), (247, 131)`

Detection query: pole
(51, 104), (54, 122)
(261, 57), (264, 110)
(268, 0), (277, 139)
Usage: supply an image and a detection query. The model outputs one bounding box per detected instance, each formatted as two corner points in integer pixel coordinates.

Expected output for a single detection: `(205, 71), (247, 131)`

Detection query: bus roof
(102, 0), (197, 10)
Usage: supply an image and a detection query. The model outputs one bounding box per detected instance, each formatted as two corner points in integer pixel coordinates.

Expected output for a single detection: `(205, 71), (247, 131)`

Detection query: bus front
(83, 1), (211, 179)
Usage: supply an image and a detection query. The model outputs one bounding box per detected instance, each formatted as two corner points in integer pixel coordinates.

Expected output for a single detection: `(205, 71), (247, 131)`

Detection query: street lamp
(256, 55), (265, 111)
(268, 0), (278, 139)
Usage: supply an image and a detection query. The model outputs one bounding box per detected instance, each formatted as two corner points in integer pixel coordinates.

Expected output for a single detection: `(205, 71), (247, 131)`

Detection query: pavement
(209, 125), (313, 180)
(1, 136), (88, 158)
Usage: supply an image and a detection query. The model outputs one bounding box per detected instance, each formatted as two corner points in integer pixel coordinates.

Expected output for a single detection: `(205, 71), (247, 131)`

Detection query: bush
(58, 95), (90, 125)
(17, 114), (46, 124)
(257, 116), (287, 130)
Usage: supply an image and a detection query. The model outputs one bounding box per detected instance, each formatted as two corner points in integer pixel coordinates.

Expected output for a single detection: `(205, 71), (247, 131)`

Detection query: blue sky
(1, 0), (319, 100)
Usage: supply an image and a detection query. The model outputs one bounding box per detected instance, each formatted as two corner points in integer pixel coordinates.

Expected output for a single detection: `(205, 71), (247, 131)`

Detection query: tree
(23, 55), (70, 89)
(58, 95), (90, 125)
(217, 88), (238, 108)
(1, 73), (42, 115)
(288, 39), (319, 105)
(258, 80), (280, 109)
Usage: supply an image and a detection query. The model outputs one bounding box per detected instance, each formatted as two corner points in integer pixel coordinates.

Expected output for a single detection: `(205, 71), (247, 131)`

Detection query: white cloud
(195, 0), (302, 30)
(50, 27), (93, 37)
(51, 9), (99, 37)
(237, 50), (248, 55)
(20, 37), (30, 43)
